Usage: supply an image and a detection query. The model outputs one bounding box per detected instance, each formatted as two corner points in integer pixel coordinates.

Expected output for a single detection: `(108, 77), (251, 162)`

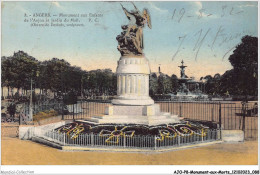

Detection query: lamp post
(61, 71), (64, 120)
(29, 70), (39, 122)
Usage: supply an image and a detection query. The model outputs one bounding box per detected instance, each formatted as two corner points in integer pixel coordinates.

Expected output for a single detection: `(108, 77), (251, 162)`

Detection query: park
(1, 1), (258, 170)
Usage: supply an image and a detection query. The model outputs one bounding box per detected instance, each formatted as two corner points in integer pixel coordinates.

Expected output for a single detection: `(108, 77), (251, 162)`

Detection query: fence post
(179, 104), (182, 117)
(52, 129), (54, 141)
(218, 102), (222, 140)
(91, 133), (94, 146)
(211, 107), (214, 121)
(62, 103), (64, 120)
(73, 104), (75, 121)
(201, 129), (204, 142)
(242, 102), (246, 132)
(123, 136), (126, 148)
(63, 132), (65, 146)
(154, 136), (157, 150)
(19, 113), (21, 125)
(218, 129), (221, 140)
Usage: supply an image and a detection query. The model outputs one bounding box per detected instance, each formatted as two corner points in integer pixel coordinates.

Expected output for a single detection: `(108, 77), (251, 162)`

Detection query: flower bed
(54, 120), (218, 143)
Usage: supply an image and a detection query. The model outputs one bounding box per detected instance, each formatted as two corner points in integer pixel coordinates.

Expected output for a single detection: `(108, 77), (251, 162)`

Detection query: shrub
(33, 110), (58, 121)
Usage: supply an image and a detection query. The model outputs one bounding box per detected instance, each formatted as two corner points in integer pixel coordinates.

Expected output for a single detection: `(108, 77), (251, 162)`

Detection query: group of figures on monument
(116, 3), (151, 56)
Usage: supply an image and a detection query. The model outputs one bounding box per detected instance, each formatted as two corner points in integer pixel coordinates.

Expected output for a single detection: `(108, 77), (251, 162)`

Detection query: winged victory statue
(116, 3), (152, 56)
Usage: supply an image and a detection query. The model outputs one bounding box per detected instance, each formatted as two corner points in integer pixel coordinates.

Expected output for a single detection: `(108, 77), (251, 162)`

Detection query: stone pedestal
(112, 55), (154, 106)
(85, 104), (179, 126)
(84, 55), (180, 126)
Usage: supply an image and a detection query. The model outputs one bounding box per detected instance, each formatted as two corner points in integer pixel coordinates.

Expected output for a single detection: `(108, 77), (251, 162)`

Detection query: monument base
(112, 96), (154, 106)
(84, 104), (180, 126)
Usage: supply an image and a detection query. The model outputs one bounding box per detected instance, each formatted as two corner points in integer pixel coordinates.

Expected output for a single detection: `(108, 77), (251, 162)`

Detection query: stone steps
(81, 113), (180, 126)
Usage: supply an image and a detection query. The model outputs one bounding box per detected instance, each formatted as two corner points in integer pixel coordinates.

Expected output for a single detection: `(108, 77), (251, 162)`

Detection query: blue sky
(1, 1), (258, 79)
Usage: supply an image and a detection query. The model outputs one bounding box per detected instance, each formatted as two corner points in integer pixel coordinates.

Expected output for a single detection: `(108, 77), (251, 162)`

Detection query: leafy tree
(12, 51), (38, 92)
(203, 75), (214, 95)
(170, 74), (179, 92)
(40, 58), (70, 96)
(212, 73), (221, 95)
(228, 35), (258, 96)
(1, 56), (13, 97)
(149, 73), (158, 97)
(1, 51), (38, 97)
(157, 73), (172, 94)
(63, 66), (84, 95)
(219, 70), (238, 95)
(82, 69), (116, 97)
(63, 91), (77, 105)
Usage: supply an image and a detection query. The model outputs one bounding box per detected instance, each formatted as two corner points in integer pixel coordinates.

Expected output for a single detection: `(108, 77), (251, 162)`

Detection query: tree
(220, 35), (258, 97)
(212, 73), (221, 95)
(219, 70), (238, 95)
(170, 74), (179, 92)
(149, 73), (158, 97)
(12, 51), (38, 93)
(203, 75), (214, 95)
(63, 66), (84, 95)
(82, 69), (117, 98)
(40, 58), (70, 96)
(1, 56), (12, 97)
(157, 73), (172, 94)
(63, 91), (77, 105)
(228, 35), (257, 96)
(1, 51), (39, 97)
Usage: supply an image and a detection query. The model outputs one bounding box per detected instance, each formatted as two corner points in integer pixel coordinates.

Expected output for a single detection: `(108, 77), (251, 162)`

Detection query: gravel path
(1, 137), (257, 165)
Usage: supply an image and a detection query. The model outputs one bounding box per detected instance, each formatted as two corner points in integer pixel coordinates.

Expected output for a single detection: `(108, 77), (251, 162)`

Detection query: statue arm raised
(120, 3), (132, 20)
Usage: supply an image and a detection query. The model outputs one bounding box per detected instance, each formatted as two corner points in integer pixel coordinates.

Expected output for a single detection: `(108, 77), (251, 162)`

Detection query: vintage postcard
(1, 1), (258, 174)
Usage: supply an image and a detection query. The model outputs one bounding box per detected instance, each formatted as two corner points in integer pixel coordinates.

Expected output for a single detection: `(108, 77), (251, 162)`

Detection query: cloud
(51, 2), (61, 8)
(190, 1), (218, 19)
(148, 2), (168, 13)
(194, 1), (203, 9)
(47, 1), (66, 12)
(189, 1), (203, 15)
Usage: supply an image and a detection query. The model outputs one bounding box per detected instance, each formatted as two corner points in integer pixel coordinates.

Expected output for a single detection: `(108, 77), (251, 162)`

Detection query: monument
(112, 3), (154, 106)
(86, 3), (180, 125)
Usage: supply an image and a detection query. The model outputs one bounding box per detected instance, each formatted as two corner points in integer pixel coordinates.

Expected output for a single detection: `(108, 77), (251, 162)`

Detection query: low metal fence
(19, 99), (257, 140)
(37, 129), (220, 149)
(157, 101), (258, 140)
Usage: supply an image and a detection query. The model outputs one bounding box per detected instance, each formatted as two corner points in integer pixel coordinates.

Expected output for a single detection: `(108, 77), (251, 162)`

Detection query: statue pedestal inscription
(85, 3), (180, 126)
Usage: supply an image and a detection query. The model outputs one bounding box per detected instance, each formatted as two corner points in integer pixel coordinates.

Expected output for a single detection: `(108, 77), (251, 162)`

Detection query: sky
(1, 1), (258, 79)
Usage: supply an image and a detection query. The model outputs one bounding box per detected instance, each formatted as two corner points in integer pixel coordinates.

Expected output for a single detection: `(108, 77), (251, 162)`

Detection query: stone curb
(32, 136), (63, 149)
(61, 141), (223, 153)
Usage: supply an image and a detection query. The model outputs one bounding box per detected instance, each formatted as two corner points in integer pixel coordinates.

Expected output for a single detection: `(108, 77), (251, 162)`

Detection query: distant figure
(7, 101), (16, 118)
(252, 102), (258, 115)
(195, 83), (199, 90)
